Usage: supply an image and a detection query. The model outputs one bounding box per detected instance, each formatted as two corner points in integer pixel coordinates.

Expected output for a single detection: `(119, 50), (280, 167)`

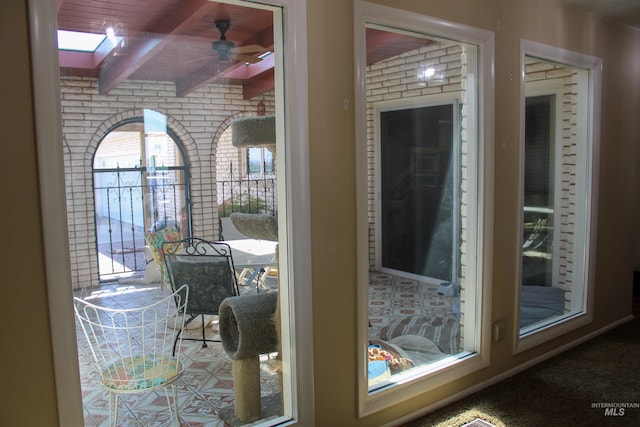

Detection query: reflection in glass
(523, 94), (555, 288)
(380, 104), (455, 279)
(520, 56), (591, 334)
(365, 25), (480, 389)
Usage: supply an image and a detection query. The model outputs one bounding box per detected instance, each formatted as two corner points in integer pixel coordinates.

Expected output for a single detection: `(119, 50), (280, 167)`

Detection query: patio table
(223, 239), (278, 291)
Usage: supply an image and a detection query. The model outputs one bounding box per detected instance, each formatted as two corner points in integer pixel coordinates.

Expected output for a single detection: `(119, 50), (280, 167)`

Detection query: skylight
(57, 30), (106, 52)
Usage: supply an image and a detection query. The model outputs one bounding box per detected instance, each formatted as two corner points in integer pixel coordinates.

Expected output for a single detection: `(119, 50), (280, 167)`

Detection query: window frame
(246, 146), (275, 177)
(354, 0), (495, 416)
(373, 96), (461, 283)
(28, 0), (313, 425)
(515, 39), (602, 353)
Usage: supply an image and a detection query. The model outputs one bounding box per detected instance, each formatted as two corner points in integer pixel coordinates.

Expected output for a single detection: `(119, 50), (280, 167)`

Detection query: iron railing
(93, 166), (188, 281)
(217, 173), (277, 217)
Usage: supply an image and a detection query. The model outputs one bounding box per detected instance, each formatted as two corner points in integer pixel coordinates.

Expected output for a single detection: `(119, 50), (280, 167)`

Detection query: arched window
(92, 111), (190, 281)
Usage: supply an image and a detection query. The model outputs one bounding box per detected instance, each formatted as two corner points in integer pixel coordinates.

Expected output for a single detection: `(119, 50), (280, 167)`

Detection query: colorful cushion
(101, 355), (182, 391)
(144, 225), (181, 286)
(379, 315), (460, 355)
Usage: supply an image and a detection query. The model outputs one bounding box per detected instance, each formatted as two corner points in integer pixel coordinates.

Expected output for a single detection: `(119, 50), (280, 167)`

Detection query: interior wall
(1, 1), (60, 425)
(307, 0), (639, 425)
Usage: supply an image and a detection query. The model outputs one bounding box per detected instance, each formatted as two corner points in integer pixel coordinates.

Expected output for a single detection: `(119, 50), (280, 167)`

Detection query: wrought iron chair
(163, 237), (240, 351)
(74, 284), (189, 427)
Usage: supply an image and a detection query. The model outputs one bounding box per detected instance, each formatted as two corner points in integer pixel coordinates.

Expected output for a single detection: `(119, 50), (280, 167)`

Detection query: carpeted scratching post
(231, 115), (276, 150)
(219, 292), (278, 423)
(230, 212), (278, 241)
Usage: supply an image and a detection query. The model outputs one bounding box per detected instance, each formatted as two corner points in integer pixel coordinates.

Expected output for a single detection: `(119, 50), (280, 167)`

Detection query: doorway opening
(93, 113), (190, 282)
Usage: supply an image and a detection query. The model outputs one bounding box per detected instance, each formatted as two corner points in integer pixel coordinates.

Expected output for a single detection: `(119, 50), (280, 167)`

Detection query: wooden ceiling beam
(175, 60), (241, 97)
(98, 0), (212, 94)
(224, 53), (274, 80)
(242, 70), (275, 100)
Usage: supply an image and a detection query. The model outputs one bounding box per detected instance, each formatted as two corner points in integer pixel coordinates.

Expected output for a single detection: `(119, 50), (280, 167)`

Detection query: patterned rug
(368, 271), (458, 340)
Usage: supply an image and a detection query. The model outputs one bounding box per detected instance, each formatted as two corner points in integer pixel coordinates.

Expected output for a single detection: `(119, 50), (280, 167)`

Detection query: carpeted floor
(403, 314), (640, 427)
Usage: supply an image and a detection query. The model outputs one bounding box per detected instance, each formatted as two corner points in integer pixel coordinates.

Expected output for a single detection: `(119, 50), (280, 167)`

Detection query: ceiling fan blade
(233, 53), (263, 64)
(185, 55), (215, 63)
(231, 44), (267, 54)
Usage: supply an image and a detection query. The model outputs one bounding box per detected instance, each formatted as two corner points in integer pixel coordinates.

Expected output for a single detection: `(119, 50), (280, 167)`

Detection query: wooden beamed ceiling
(57, 0), (275, 99)
(57, 1), (430, 99)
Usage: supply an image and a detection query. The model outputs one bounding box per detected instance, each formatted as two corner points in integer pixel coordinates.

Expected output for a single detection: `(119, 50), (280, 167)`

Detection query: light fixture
(100, 18), (127, 55)
(417, 63), (445, 86)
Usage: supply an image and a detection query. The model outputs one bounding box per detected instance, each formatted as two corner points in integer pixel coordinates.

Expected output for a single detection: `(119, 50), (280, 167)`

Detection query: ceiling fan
(190, 20), (267, 64)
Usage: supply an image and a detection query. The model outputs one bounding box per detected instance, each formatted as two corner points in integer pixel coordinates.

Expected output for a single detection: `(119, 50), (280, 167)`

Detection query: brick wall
(60, 76), (274, 289)
(365, 40), (468, 273)
(365, 40), (470, 340)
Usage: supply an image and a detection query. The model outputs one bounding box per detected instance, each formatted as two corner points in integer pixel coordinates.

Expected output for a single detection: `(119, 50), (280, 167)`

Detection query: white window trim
(354, 0), (495, 416)
(28, 1), (83, 424)
(28, 0), (314, 425)
(373, 96), (461, 283)
(515, 39), (602, 354)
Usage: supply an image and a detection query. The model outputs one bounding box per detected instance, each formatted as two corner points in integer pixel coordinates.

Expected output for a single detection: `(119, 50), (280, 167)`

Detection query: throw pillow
(379, 315), (460, 355)
(144, 225), (182, 287)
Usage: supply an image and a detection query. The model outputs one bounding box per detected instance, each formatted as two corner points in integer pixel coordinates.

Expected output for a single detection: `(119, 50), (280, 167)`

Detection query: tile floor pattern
(75, 272), (457, 426)
(75, 282), (281, 427)
(367, 271), (458, 339)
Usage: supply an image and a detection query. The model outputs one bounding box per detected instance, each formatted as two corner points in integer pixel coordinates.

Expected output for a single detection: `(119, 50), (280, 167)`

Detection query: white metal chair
(74, 285), (189, 427)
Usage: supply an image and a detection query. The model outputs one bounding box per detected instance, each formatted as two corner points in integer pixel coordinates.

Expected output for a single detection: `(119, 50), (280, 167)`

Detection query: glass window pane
(380, 104), (455, 280)
(519, 52), (596, 337)
(523, 95), (555, 287)
(364, 24), (481, 391)
(247, 147), (262, 175)
(56, 0), (295, 424)
(264, 147), (274, 173)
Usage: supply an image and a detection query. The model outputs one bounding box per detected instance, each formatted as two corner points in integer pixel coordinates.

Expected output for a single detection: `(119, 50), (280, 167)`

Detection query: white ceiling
(561, 0), (640, 30)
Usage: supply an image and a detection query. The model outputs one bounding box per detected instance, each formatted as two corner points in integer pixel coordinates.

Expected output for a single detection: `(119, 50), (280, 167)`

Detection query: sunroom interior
(6, 0), (640, 426)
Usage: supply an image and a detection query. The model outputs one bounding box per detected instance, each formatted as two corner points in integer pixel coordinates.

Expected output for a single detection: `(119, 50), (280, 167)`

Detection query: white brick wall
(365, 41), (467, 272)
(60, 76), (274, 289)
(365, 40), (470, 340)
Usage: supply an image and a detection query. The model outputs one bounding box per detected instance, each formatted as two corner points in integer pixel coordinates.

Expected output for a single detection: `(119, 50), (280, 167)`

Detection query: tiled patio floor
(74, 282), (281, 427)
(74, 273), (458, 426)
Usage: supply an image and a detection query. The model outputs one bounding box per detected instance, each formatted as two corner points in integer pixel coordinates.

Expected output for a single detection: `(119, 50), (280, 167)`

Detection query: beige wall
(1, 1), (60, 425)
(3, 0), (639, 425)
(309, 0), (640, 425)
